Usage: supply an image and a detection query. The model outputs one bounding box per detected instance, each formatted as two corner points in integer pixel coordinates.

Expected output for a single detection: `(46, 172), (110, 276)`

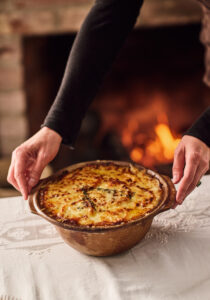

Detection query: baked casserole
(38, 162), (165, 228)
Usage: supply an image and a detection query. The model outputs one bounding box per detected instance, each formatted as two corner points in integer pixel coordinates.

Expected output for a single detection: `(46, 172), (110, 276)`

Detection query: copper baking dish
(28, 160), (176, 256)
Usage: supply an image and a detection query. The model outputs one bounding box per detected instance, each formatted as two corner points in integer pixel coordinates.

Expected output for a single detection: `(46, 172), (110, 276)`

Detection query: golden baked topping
(38, 162), (163, 227)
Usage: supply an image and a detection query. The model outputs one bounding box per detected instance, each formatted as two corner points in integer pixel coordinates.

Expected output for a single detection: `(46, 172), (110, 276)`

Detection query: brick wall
(0, 35), (27, 156)
(0, 0), (93, 35)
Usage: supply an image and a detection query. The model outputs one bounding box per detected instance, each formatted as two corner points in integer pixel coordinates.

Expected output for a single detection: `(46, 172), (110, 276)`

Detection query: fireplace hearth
(22, 23), (210, 176)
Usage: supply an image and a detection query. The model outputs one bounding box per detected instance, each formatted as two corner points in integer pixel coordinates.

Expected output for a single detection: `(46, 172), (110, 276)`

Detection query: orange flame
(130, 147), (143, 162)
(155, 123), (180, 160)
(122, 112), (181, 167)
(145, 123), (180, 165)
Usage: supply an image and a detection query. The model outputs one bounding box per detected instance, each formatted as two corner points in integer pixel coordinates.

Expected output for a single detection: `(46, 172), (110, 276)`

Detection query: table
(0, 175), (210, 300)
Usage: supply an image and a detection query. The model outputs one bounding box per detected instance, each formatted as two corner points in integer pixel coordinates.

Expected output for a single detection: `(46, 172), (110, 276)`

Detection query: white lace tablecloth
(0, 176), (210, 300)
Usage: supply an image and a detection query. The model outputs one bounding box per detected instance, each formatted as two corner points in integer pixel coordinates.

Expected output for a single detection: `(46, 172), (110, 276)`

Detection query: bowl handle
(28, 194), (38, 215)
(156, 175), (177, 214)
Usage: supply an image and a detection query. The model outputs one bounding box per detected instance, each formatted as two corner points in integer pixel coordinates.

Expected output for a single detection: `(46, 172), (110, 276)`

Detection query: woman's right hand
(7, 127), (62, 200)
(172, 135), (210, 206)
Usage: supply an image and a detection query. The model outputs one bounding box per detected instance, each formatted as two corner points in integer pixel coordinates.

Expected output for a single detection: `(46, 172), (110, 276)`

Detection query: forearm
(184, 107), (210, 147)
(42, 0), (143, 147)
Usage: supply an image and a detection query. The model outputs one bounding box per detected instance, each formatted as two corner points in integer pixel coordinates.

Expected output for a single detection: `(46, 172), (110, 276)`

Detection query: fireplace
(0, 0), (209, 194)
(21, 23), (210, 176)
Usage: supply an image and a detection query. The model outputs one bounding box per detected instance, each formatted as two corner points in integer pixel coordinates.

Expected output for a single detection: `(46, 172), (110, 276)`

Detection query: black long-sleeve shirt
(42, 0), (210, 148)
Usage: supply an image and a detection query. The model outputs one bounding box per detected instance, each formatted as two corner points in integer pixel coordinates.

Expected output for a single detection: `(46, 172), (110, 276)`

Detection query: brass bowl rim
(28, 160), (175, 233)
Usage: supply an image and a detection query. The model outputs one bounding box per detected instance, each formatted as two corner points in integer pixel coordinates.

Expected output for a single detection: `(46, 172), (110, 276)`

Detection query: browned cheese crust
(38, 163), (164, 227)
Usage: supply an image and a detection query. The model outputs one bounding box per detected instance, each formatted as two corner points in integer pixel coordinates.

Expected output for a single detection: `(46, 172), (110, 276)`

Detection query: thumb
(172, 145), (185, 184)
(28, 155), (45, 190)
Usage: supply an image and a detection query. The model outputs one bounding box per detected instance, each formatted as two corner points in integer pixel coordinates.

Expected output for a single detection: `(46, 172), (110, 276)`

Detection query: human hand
(7, 127), (62, 200)
(172, 135), (210, 207)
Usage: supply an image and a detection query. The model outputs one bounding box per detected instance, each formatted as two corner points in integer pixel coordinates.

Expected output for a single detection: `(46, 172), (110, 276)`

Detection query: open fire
(92, 93), (183, 170)
(123, 112), (181, 168)
(21, 24), (208, 173)
(111, 95), (181, 168)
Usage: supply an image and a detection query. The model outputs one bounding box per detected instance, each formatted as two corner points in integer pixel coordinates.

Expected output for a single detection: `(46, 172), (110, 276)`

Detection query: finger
(7, 155), (20, 191)
(176, 153), (199, 204)
(184, 164), (208, 198)
(172, 146), (185, 184)
(28, 153), (45, 192)
(8, 164), (20, 191)
(7, 163), (20, 191)
(14, 151), (29, 200)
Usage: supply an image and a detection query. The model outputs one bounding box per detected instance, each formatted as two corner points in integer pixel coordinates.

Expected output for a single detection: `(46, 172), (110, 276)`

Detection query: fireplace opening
(23, 23), (210, 176)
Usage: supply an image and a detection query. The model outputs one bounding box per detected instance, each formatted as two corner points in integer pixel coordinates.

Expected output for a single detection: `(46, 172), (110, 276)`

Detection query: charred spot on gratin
(38, 162), (164, 227)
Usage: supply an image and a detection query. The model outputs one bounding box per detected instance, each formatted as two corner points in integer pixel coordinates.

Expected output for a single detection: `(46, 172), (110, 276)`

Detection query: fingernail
(28, 178), (37, 187)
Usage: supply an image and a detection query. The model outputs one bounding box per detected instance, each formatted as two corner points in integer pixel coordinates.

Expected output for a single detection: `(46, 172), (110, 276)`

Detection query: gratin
(38, 162), (164, 227)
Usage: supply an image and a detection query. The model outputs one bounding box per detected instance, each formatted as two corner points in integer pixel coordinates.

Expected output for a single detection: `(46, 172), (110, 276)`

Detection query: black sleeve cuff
(41, 121), (75, 149)
(184, 107), (210, 147)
